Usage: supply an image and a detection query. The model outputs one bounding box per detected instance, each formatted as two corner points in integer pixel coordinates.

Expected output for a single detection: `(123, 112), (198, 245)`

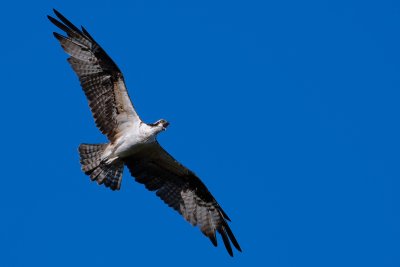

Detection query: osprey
(48, 9), (241, 256)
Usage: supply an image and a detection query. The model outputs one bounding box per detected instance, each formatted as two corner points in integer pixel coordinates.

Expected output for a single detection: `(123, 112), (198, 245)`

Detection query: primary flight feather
(48, 9), (241, 256)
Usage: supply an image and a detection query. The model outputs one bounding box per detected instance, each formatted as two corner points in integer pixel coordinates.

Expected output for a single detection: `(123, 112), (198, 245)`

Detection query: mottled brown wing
(124, 142), (241, 256)
(48, 9), (140, 141)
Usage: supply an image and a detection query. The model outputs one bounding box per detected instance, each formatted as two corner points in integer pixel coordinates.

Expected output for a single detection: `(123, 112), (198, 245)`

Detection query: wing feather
(124, 142), (241, 256)
(48, 9), (140, 141)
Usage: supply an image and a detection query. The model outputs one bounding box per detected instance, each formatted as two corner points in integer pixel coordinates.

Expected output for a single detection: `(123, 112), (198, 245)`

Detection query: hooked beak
(162, 121), (170, 131)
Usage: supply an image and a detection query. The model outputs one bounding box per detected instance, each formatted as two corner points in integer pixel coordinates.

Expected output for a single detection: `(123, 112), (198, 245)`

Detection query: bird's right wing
(124, 142), (241, 256)
(48, 9), (141, 141)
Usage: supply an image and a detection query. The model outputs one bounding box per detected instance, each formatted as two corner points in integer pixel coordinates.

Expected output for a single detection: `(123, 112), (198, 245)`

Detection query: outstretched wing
(48, 9), (140, 141)
(124, 142), (242, 256)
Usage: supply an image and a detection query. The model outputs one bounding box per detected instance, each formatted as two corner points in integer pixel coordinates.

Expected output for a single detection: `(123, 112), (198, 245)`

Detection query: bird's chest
(112, 128), (156, 158)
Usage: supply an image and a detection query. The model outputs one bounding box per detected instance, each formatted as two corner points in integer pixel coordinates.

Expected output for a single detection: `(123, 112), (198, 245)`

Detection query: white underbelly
(101, 122), (159, 163)
(113, 132), (156, 159)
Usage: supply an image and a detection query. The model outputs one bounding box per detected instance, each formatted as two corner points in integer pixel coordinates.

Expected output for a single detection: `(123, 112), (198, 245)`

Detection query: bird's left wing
(48, 9), (140, 142)
(124, 142), (241, 256)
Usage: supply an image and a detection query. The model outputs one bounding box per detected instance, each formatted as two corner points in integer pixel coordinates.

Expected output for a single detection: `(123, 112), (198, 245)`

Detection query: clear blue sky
(0, 0), (399, 266)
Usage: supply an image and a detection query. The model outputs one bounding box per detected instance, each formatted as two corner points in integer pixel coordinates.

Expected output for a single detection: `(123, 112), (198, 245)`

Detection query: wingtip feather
(220, 227), (233, 257)
(220, 208), (231, 222)
(52, 32), (64, 40)
(224, 224), (242, 252)
(209, 233), (218, 247)
(81, 26), (95, 41)
(52, 9), (82, 34)
(52, 8), (62, 19)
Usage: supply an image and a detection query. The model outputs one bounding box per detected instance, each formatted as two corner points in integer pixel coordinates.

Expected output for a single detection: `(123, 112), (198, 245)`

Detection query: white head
(148, 119), (170, 135)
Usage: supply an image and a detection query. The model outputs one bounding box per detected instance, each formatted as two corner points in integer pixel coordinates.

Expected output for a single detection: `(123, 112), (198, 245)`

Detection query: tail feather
(78, 143), (124, 190)
(80, 150), (104, 160)
(79, 143), (108, 154)
(81, 158), (102, 173)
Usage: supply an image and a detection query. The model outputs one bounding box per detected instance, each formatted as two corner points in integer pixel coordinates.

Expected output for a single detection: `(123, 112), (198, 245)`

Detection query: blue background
(0, 0), (399, 266)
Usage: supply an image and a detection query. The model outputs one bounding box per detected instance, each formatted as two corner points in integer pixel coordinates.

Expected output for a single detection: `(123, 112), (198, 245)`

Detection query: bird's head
(150, 119), (170, 132)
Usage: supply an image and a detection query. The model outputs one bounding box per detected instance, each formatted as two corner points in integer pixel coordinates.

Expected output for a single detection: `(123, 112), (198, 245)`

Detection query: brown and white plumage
(48, 9), (241, 256)
(48, 9), (140, 142)
(124, 142), (241, 255)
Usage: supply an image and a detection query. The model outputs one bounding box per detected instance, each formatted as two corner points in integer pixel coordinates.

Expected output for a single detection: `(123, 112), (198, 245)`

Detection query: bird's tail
(78, 143), (124, 190)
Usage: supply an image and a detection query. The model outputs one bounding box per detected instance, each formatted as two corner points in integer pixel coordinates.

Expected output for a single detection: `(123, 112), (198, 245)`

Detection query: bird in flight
(48, 9), (241, 256)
